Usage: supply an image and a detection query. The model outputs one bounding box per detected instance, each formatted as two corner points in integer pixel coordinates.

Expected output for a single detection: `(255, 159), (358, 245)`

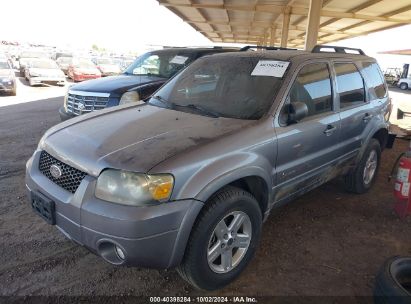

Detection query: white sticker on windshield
(170, 55), (189, 65)
(251, 60), (290, 77)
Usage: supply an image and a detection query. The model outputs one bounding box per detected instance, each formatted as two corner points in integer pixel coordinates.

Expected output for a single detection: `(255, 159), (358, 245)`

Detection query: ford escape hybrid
(26, 45), (391, 290)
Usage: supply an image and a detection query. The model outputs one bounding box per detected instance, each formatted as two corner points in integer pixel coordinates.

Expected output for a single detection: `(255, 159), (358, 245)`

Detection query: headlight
(95, 170), (174, 206)
(119, 91), (140, 105)
(63, 85), (72, 111)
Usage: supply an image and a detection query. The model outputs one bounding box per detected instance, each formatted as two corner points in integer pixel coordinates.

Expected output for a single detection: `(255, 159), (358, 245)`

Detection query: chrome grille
(66, 91), (110, 115)
(38, 151), (87, 194)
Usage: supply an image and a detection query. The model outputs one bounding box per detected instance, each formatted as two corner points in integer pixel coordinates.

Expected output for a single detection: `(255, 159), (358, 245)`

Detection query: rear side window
(361, 62), (387, 99)
(288, 63), (333, 119)
(334, 63), (365, 109)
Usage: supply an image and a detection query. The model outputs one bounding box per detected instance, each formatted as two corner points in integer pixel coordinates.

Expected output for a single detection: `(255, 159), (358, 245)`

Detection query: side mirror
(288, 101), (308, 124)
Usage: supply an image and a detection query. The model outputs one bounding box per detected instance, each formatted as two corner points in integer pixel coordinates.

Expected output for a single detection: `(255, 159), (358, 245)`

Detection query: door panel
(274, 62), (341, 203)
(333, 62), (369, 155)
(275, 113), (341, 202)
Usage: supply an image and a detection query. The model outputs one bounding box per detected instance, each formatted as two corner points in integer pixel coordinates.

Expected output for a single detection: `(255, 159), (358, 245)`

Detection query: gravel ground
(1, 94), (411, 302)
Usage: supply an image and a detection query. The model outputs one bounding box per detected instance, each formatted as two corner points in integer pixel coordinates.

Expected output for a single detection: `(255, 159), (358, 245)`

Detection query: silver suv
(26, 45), (391, 290)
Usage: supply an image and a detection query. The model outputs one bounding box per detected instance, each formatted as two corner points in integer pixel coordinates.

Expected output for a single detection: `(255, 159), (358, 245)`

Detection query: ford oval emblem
(78, 101), (86, 112)
(50, 164), (62, 179)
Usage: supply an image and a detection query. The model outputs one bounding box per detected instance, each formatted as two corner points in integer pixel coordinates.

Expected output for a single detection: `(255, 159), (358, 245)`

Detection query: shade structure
(158, 0), (411, 49)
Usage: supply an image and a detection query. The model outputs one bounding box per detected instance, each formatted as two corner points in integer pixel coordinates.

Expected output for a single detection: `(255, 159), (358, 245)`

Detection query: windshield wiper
(177, 104), (220, 118)
(151, 97), (220, 118)
(151, 95), (173, 109)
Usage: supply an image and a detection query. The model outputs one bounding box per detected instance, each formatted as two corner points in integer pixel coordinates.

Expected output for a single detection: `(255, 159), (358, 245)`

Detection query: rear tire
(177, 186), (262, 290)
(344, 139), (381, 194)
(400, 83), (409, 90)
(374, 256), (411, 304)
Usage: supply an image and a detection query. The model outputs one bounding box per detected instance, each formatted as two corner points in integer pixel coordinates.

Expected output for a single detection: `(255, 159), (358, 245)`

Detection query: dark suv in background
(59, 47), (238, 120)
(27, 45), (390, 290)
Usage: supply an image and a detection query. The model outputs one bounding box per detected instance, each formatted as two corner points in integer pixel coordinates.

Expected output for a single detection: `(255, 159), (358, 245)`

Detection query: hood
(29, 68), (64, 77)
(98, 64), (120, 72)
(74, 67), (100, 75)
(0, 69), (14, 77)
(41, 105), (254, 177)
(69, 74), (166, 94)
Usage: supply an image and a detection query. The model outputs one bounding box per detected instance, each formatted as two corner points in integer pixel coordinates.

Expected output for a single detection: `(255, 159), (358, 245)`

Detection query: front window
(288, 63), (333, 120)
(148, 56), (285, 120)
(96, 58), (114, 65)
(58, 57), (72, 64)
(20, 52), (46, 59)
(124, 51), (194, 78)
(73, 59), (96, 69)
(30, 59), (58, 69)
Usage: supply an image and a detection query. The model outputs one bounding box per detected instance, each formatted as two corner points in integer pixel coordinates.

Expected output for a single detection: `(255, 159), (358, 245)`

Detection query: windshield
(58, 57), (72, 64)
(124, 51), (193, 78)
(73, 59), (96, 69)
(148, 56), (285, 120)
(30, 59), (59, 69)
(96, 58), (114, 65)
(0, 61), (10, 69)
(20, 52), (46, 59)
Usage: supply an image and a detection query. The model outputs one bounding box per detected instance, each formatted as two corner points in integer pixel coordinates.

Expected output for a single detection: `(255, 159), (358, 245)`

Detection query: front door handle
(363, 113), (373, 122)
(324, 124), (337, 136)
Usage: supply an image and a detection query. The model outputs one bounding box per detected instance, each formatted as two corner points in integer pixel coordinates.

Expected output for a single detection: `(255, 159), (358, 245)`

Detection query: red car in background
(67, 58), (101, 82)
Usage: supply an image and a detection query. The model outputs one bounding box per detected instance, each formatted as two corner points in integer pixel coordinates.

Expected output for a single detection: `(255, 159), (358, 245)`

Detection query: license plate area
(31, 191), (56, 225)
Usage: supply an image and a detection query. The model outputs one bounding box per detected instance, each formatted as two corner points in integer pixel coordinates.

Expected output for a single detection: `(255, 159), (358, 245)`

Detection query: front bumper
(59, 106), (74, 121)
(73, 74), (101, 81)
(0, 79), (15, 91)
(30, 76), (65, 85)
(25, 150), (203, 268)
(0, 83), (15, 92)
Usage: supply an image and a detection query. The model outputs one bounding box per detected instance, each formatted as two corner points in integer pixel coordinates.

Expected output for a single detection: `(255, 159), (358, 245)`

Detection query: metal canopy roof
(158, 0), (411, 49)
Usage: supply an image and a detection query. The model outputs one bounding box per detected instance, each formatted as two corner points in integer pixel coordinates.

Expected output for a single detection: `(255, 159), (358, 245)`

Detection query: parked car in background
(59, 47), (237, 120)
(113, 56), (135, 70)
(67, 58), (101, 82)
(383, 67), (402, 86)
(53, 52), (72, 61)
(56, 57), (73, 75)
(93, 57), (121, 76)
(24, 58), (65, 87)
(18, 51), (48, 76)
(397, 64), (410, 90)
(0, 58), (16, 95)
(398, 77), (411, 90)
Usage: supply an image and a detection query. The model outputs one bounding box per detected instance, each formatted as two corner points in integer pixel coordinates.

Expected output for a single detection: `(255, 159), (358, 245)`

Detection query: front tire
(399, 82), (409, 90)
(177, 186), (262, 290)
(344, 138), (381, 194)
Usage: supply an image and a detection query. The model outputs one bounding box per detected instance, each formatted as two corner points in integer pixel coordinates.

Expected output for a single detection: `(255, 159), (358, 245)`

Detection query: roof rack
(240, 45), (297, 51)
(312, 45), (365, 55)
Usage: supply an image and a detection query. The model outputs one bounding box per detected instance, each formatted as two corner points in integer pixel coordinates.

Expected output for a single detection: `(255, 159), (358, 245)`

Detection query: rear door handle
(324, 124), (337, 136)
(363, 113), (373, 122)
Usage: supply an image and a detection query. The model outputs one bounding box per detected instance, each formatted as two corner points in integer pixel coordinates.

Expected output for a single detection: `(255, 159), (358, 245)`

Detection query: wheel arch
(167, 171), (272, 268)
(372, 128), (389, 151)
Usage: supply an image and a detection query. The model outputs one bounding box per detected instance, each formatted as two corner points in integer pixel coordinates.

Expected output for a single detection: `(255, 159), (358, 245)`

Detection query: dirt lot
(1, 92), (411, 302)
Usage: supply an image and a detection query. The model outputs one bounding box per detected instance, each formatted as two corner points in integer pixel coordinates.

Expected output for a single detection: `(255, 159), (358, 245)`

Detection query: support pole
(270, 25), (277, 46)
(304, 0), (323, 50)
(280, 8), (291, 47)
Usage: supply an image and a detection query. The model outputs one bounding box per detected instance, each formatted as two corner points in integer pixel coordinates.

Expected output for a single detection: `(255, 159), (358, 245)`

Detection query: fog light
(115, 245), (125, 260)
